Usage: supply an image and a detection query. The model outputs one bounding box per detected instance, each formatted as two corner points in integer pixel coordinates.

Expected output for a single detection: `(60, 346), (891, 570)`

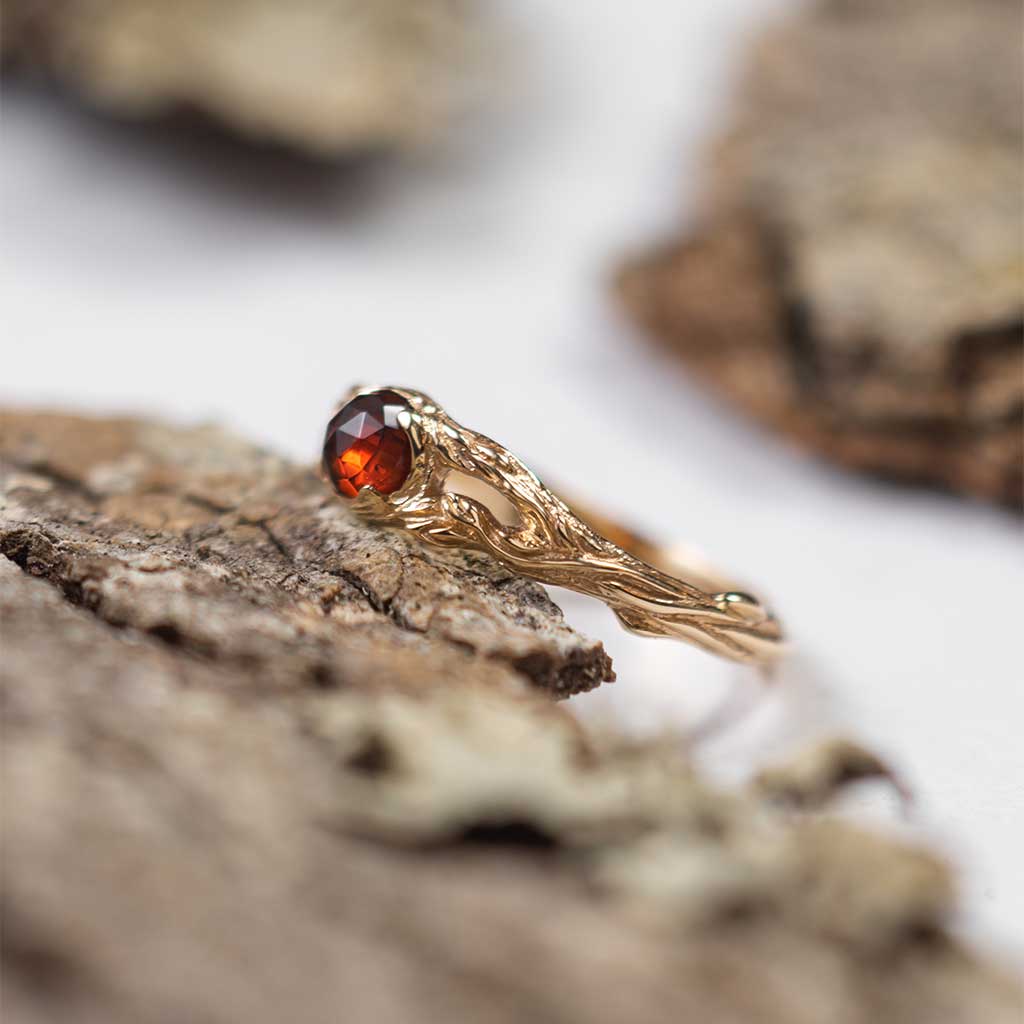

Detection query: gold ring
(321, 386), (785, 666)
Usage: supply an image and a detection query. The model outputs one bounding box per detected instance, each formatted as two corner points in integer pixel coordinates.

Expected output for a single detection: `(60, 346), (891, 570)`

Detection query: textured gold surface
(341, 386), (785, 666)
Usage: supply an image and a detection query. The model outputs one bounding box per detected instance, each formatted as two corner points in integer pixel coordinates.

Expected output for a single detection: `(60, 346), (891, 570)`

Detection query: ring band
(322, 386), (784, 666)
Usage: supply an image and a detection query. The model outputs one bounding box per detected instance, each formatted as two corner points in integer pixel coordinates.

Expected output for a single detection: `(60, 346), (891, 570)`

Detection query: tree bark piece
(2, 410), (1021, 1024)
(0, 410), (613, 697)
(618, 0), (1023, 509)
(1, 0), (482, 155)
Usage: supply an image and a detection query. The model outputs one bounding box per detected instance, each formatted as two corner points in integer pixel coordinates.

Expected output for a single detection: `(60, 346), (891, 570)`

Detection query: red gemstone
(322, 390), (412, 498)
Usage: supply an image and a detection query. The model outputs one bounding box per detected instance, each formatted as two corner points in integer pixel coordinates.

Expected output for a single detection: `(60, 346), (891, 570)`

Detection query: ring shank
(345, 387), (784, 666)
(448, 471), (747, 596)
(562, 495), (747, 598)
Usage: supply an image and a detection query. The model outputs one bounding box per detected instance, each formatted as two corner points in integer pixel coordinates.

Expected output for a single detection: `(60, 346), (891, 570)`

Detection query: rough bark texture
(618, 0), (1023, 509)
(1, 0), (482, 154)
(2, 410), (1021, 1024)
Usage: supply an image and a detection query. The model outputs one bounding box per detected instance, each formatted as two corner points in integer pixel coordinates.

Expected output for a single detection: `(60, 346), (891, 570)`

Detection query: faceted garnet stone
(322, 390), (412, 498)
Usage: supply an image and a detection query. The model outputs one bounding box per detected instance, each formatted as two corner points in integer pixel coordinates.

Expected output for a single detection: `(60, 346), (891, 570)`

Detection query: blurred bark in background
(1, 0), (483, 154)
(2, 410), (1022, 1023)
(619, 0), (1023, 508)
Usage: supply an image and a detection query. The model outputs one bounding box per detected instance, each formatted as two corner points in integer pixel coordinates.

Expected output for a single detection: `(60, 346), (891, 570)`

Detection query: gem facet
(322, 390), (412, 498)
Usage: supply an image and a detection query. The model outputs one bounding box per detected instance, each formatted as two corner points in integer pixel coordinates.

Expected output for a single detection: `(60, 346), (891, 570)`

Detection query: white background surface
(2, 2), (1022, 952)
